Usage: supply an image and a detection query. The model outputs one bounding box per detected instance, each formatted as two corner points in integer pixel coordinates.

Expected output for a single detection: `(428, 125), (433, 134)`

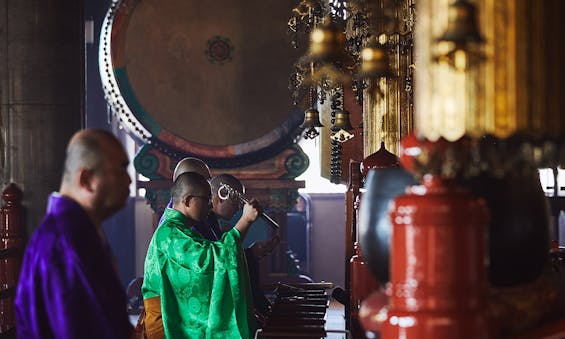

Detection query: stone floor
(325, 299), (349, 339)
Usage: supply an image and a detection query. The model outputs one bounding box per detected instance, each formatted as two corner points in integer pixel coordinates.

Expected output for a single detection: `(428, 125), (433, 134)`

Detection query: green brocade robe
(142, 208), (256, 338)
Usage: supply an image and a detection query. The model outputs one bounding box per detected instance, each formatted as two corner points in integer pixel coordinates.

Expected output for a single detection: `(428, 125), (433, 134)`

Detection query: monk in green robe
(142, 172), (260, 338)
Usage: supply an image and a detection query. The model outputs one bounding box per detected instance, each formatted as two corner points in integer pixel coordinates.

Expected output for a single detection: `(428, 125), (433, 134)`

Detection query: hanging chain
(330, 87), (344, 183)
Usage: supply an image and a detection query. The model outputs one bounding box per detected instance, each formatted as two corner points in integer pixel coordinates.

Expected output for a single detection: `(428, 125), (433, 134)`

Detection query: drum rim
(98, 0), (304, 168)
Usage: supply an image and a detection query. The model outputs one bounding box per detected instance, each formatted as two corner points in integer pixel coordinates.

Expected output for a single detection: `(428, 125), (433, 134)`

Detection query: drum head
(100, 0), (304, 167)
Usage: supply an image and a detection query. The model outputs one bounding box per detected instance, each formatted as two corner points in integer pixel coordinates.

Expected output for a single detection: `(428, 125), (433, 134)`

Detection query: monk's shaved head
(62, 129), (123, 184)
(171, 172), (210, 206)
(211, 174), (244, 198)
(59, 128), (131, 226)
(173, 157), (211, 182)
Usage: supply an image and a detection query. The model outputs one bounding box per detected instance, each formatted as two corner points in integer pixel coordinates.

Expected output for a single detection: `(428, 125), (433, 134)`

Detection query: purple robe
(15, 193), (132, 339)
(157, 198), (174, 225)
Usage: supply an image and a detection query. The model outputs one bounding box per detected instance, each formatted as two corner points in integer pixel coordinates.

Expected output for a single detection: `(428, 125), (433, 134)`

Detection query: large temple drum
(99, 0), (304, 167)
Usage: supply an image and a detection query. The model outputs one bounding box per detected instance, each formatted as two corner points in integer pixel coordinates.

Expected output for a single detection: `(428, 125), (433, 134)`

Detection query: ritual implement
(218, 183), (280, 230)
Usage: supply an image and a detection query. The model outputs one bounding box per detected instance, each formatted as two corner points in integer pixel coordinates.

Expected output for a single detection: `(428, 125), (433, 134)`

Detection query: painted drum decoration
(99, 0), (305, 167)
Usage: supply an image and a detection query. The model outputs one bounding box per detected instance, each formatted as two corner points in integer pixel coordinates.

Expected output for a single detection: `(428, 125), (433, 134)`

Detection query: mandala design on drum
(205, 36), (234, 64)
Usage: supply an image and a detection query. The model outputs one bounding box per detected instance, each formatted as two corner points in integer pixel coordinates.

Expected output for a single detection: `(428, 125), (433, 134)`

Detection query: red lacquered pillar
(382, 175), (491, 339)
(350, 242), (380, 337)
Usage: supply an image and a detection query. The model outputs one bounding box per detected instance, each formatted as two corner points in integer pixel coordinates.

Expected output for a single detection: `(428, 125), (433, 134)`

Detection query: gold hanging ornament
(330, 109), (355, 143)
(434, 0), (485, 71)
(359, 37), (395, 80)
(301, 107), (325, 139)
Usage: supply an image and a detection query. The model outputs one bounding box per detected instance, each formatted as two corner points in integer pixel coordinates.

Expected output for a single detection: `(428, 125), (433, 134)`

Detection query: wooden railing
(0, 183), (24, 336)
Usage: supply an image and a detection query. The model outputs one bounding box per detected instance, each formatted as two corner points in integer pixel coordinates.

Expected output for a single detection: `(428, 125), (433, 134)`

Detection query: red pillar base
(382, 310), (490, 339)
(383, 175), (492, 339)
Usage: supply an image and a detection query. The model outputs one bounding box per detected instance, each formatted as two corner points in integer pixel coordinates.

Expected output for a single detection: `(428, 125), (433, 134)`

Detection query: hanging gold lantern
(437, 0), (484, 45)
(435, 0), (485, 71)
(359, 38), (395, 80)
(309, 17), (347, 63)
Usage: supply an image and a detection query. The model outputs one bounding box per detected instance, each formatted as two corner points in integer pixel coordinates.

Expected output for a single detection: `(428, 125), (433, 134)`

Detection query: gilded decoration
(415, 0), (565, 172)
(417, 0), (565, 148)
(362, 0), (415, 157)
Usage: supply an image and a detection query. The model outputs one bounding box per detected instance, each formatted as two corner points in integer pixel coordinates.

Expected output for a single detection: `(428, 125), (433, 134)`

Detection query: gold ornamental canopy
(416, 0), (565, 146)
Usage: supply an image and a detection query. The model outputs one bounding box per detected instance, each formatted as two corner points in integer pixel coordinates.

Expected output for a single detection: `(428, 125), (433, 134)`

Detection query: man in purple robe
(15, 129), (134, 339)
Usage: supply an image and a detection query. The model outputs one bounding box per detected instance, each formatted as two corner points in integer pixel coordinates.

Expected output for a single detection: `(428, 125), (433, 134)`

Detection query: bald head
(171, 172), (210, 206)
(211, 174), (244, 198)
(59, 129), (131, 225)
(62, 129), (124, 185)
(173, 157), (211, 182)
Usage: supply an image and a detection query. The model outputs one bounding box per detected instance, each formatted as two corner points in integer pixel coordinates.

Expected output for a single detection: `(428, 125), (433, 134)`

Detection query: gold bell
(309, 17), (347, 63)
(435, 0), (485, 70)
(300, 108), (325, 128)
(359, 38), (395, 79)
(332, 109), (354, 131)
(437, 0), (484, 45)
